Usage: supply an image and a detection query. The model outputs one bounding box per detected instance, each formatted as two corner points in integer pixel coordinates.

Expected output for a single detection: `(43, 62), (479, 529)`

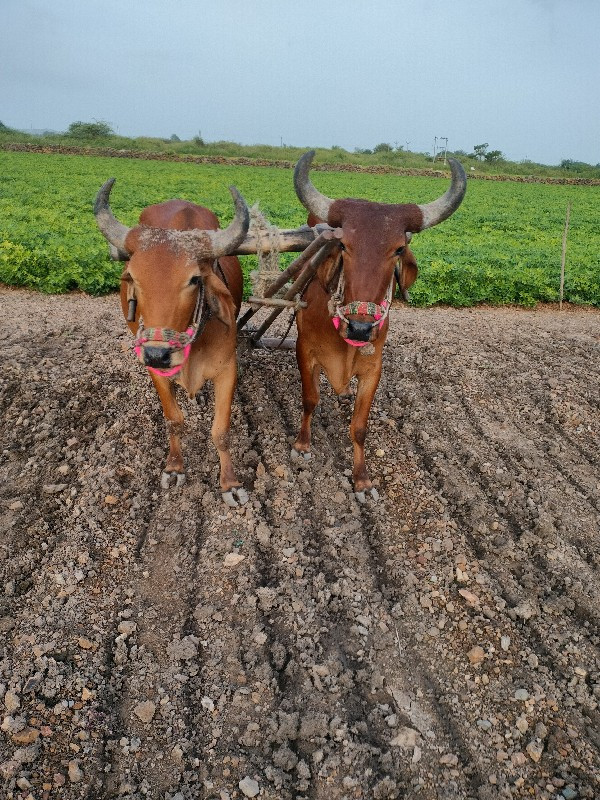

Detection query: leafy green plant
(0, 151), (598, 306)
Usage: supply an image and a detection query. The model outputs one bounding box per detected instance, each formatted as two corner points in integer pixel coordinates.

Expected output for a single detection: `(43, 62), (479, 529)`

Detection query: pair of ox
(94, 152), (466, 505)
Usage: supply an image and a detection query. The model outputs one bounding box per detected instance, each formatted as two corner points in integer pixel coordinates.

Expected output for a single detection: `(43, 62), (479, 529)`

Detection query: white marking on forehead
(138, 226), (217, 259)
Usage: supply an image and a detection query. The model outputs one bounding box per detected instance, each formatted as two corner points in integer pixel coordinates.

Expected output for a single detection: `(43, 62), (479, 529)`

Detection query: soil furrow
(258, 357), (487, 798)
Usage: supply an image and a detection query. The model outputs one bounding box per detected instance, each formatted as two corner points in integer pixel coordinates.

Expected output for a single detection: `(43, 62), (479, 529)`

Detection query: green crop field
(1, 151), (599, 305)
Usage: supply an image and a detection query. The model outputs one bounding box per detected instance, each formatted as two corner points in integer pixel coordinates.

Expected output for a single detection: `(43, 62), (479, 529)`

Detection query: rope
(271, 271), (316, 350)
(327, 257), (345, 317)
(248, 204), (283, 297)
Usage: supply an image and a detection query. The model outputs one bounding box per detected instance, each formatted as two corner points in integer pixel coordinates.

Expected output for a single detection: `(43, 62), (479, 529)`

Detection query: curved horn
(417, 158), (466, 231)
(293, 150), (333, 222)
(94, 178), (132, 253)
(209, 186), (250, 256)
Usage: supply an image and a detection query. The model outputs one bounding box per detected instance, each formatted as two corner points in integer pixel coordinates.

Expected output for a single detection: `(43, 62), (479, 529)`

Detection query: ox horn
(294, 150), (333, 222)
(207, 186), (250, 256)
(417, 158), (467, 231)
(94, 178), (132, 254)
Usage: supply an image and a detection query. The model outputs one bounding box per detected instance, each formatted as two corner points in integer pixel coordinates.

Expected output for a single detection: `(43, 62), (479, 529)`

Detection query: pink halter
(132, 282), (205, 377)
(133, 325), (196, 377)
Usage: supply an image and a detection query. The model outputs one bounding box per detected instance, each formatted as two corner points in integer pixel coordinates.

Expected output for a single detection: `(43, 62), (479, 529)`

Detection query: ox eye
(188, 275), (201, 286)
(395, 246), (406, 256)
(339, 242), (346, 252)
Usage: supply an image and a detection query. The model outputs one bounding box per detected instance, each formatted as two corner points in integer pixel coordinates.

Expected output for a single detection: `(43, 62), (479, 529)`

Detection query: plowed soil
(1, 288), (599, 800)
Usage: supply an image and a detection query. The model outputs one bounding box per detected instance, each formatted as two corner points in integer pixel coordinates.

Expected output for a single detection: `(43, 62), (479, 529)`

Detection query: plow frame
(233, 225), (343, 350)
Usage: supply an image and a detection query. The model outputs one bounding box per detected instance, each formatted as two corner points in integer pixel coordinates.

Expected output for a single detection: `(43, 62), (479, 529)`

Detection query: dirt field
(1, 288), (599, 800)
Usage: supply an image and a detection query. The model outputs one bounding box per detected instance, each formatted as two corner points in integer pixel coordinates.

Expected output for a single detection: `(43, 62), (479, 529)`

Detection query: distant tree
(0, 121), (9, 130)
(560, 158), (591, 172)
(484, 150), (503, 163)
(354, 147), (373, 155)
(66, 120), (114, 138)
(472, 142), (489, 161)
(193, 134), (205, 146)
(170, 133), (181, 142)
(373, 142), (393, 153)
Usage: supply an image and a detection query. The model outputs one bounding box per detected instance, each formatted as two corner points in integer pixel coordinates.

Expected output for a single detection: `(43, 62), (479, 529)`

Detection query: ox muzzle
(134, 324), (197, 377)
(332, 300), (391, 346)
(328, 260), (394, 349)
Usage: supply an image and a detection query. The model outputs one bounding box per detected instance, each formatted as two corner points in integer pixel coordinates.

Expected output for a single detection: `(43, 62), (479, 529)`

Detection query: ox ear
(397, 247), (418, 298)
(317, 249), (342, 295)
(203, 272), (236, 330)
(307, 212), (324, 227)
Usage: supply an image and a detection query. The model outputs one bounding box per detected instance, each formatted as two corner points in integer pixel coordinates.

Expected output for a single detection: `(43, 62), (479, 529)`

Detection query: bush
(66, 120), (114, 139)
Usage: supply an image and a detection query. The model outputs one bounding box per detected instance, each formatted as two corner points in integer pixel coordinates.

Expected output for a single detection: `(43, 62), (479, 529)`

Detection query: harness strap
(214, 258), (229, 289)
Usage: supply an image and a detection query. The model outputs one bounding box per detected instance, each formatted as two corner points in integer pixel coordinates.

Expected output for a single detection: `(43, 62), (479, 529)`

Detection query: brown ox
(292, 151), (466, 502)
(94, 180), (250, 507)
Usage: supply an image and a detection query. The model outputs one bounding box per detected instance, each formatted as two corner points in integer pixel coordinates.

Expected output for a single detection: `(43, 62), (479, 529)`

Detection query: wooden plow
(232, 223), (343, 350)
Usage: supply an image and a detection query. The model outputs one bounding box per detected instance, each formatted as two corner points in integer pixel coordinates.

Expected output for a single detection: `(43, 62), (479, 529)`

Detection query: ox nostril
(143, 346), (172, 368)
(346, 320), (374, 342)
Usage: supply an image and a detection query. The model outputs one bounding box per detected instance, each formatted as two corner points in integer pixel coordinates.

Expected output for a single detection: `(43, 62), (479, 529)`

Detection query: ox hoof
(222, 486), (249, 508)
(161, 471), (186, 489)
(290, 448), (312, 462)
(355, 487), (380, 505)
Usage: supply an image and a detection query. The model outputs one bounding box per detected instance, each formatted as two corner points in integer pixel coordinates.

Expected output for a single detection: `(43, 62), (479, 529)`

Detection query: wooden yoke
(236, 226), (343, 339)
(232, 223), (332, 256)
(249, 231), (342, 343)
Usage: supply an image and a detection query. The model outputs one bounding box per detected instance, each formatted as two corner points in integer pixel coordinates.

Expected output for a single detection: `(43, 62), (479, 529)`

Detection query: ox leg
(149, 374), (187, 488)
(292, 358), (320, 462)
(350, 368), (381, 503)
(212, 362), (248, 508)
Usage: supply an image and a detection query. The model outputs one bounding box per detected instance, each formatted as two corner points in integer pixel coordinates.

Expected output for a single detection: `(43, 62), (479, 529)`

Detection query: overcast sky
(2, 0), (599, 165)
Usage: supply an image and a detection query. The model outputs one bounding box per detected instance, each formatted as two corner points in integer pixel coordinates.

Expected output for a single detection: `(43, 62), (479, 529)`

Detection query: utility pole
(432, 136), (438, 162)
(439, 136), (448, 164)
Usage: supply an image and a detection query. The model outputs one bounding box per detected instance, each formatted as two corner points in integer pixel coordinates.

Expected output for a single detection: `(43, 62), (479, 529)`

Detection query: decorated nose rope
(328, 266), (394, 349)
(132, 281), (206, 378)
